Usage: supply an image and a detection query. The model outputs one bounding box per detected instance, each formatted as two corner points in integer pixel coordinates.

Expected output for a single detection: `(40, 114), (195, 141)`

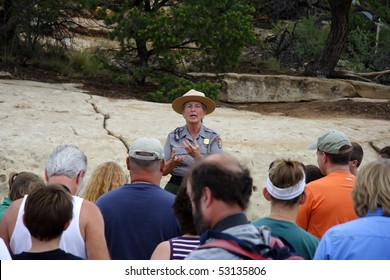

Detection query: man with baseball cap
(296, 130), (358, 238)
(96, 137), (181, 259)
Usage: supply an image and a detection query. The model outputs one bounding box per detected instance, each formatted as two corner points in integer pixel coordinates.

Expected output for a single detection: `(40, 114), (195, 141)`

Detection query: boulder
(189, 72), (390, 103)
(220, 73), (358, 103)
(350, 80), (390, 99)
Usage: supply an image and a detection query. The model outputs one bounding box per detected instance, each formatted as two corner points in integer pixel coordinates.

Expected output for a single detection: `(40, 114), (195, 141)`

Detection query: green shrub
(28, 44), (68, 72)
(112, 74), (131, 85)
(147, 74), (220, 103)
(343, 26), (374, 71)
(294, 16), (329, 63)
(265, 16), (329, 69)
(67, 50), (113, 78)
(343, 8), (390, 73)
(29, 46), (127, 82)
(261, 56), (281, 70)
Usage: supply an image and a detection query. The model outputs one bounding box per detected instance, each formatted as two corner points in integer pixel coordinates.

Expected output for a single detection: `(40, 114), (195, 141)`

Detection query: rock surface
(0, 78), (389, 220)
(189, 73), (390, 103)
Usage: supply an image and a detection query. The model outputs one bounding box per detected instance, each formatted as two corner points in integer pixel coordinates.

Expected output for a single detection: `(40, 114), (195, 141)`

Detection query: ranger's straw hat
(172, 89), (216, 115)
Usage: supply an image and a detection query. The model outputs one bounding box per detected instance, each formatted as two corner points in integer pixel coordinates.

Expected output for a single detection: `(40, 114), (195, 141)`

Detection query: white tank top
(10, 195), (87, 259)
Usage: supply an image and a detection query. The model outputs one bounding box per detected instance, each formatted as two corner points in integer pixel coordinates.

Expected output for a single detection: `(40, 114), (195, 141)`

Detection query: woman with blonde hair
(82, 161), (128, 202)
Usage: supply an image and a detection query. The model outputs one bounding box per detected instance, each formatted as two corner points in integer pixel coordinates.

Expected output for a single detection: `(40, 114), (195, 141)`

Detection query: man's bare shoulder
(79, 198), (104, 221)
(150, 240), (170, 260)
(3, 198), (24, 220)
(0, 197), (24, 244)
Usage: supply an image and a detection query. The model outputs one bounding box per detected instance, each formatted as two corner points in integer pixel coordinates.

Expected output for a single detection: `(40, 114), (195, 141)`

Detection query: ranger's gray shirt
(164, 124), (222, 177)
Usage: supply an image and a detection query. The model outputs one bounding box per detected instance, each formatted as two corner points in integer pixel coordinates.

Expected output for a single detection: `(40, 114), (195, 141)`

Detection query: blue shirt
(314, 208), (390, 260)
(96, 183), (181, 260)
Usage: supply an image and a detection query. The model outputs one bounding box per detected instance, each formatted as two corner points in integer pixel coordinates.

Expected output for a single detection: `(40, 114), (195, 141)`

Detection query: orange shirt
(296, 172), (358, 239)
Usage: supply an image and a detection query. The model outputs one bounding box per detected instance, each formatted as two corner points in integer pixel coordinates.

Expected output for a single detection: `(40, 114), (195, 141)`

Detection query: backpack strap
(200, 230), (271, 254)
(254, 226), (303, 259)
(199, 239), (271, 260)
(199, 228), (304, 260)
(271, 234), (299, 254)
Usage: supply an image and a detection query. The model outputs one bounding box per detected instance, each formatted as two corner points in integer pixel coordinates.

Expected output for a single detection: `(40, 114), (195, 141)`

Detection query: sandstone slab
(189, 72), (390, 103)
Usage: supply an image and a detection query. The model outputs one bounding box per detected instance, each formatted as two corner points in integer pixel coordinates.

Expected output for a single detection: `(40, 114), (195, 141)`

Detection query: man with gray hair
(96, 137), (181, 260)
(0, 144), (110, 259)
(45, 144), (87, 196)
(296, 130), (358, 238)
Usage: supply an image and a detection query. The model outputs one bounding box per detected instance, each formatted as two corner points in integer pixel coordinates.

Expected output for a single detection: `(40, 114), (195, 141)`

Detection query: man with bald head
(96, 137), (181, 260)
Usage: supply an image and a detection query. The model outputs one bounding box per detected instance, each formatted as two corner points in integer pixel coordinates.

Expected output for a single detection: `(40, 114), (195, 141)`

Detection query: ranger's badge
(204, 138), (210, 145)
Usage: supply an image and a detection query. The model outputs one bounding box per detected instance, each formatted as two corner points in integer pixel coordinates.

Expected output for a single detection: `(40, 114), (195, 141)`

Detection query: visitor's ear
(44, 169), (49, 182)
(126, 157), (131, 171)
(160, 160), (165, 173)
(262, 187), (271, 201)
(76, 170), (86, 185)
(63, 220), (71, 231)
(202, 186), (213, 207)
(322, 153), (330, 164)
(299, 191), (307, 205)
(349, 159), (358, 168)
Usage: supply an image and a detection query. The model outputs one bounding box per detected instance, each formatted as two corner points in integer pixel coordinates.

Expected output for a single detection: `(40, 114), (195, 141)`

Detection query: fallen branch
(332, 69), (390, 82)
(330, 71), (373, 82)
(356, 69), (390, 79)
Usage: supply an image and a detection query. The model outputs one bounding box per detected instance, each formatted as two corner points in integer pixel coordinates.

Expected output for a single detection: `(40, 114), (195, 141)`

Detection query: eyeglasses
(184, 103), (203, 110)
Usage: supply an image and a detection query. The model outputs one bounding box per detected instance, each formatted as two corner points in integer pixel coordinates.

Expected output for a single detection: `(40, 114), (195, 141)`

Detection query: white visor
(266, 176), (306, 200)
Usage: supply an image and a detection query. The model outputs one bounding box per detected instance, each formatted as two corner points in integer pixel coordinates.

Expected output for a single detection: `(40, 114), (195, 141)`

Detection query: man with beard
(185, 153), (273, 259)
(0, 144), (110, 260)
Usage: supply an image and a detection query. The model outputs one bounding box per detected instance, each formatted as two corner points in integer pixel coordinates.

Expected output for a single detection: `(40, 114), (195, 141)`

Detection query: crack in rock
(71, 127), (79, 136)
(87, 98), (130, 153)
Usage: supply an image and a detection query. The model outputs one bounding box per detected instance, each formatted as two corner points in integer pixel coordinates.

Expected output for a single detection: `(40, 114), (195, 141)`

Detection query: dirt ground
(8, 66), (390, 121)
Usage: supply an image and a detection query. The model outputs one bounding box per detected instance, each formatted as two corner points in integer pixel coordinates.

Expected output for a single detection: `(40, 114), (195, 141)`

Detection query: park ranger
(163, 89), (223, 194)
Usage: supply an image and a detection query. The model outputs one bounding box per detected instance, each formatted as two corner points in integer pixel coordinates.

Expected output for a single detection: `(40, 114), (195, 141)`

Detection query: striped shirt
(169, 236), (200, 260)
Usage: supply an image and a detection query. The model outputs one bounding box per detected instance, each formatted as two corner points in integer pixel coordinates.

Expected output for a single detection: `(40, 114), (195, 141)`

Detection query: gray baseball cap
(129, 137), (164, 160)
(308, 130), (352, 154)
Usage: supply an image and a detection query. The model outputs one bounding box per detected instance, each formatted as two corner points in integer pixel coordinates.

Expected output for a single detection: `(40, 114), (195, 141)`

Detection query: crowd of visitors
(0, 88), (389, 260)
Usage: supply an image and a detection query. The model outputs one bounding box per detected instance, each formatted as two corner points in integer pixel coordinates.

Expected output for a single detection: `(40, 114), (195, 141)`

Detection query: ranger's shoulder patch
(215, 137), (222, 149)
